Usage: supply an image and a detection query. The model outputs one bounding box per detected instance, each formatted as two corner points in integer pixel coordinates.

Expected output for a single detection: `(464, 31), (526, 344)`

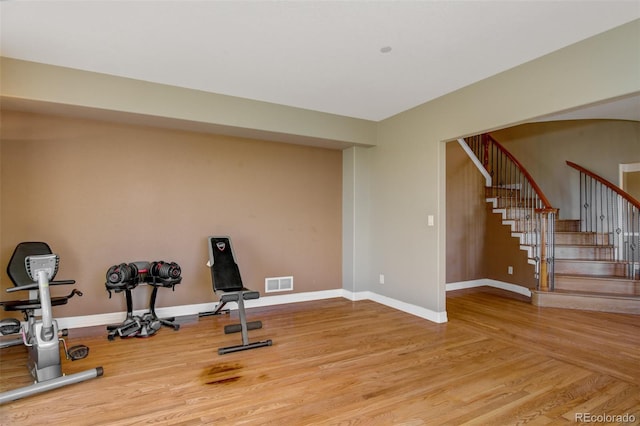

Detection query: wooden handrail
(487, 134), (555, 209)
(566, 161), (640, 209)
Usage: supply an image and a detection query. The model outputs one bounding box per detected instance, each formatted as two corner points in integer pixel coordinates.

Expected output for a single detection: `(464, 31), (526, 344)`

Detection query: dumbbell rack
(105, 261), (181, 341)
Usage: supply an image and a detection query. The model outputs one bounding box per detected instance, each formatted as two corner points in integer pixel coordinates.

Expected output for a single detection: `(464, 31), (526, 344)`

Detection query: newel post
(537, 208), (558, 292)
(539, 212), (549, 291)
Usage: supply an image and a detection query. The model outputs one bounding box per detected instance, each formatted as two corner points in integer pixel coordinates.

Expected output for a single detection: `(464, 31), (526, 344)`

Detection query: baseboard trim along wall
(55, 280), (524, 330)
(446, 279), (533, 297)
(342, 290), (448, 323)
(55, 288), (449, 329)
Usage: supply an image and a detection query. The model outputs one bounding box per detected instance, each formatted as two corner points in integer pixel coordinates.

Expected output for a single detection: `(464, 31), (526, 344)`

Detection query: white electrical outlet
(508, 266), (513, 275)
(379, 274), (385, 284)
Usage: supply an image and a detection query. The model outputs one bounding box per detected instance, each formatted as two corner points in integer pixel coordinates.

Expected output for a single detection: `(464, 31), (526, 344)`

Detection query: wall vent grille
(265, 276), (293, 293)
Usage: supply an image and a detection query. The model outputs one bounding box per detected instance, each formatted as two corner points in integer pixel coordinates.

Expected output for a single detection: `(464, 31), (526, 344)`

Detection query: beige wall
(624, 171), (640, 201)
(1, 110), (342, 318)
(445, 141), (487, 283)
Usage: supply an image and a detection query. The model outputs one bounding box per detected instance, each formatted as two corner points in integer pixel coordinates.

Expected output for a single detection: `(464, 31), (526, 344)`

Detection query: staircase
(532, 219), (640, 314)
(464, 134), (640, 315)
(462, 134), (557, 290)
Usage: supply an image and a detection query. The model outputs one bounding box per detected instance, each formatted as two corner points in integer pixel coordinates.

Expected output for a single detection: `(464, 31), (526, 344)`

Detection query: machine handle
(51, 280), (76, 286)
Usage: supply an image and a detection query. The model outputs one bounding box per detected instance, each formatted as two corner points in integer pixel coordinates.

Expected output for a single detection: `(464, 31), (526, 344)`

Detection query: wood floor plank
(1, 289), (638, 425)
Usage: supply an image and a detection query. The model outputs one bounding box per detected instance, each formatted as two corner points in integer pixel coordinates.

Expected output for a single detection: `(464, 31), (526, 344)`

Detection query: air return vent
(265, 276), (293, 293)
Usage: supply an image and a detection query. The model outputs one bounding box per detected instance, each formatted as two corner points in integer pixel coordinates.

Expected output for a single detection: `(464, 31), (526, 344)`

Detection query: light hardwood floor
(1, 287), (639, 425)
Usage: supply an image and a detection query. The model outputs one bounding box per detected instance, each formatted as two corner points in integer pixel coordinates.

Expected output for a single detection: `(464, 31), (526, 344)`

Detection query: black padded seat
(7, 242), (53, 285)
(1, 242), (80, 318)
(201, 236), (272, 355)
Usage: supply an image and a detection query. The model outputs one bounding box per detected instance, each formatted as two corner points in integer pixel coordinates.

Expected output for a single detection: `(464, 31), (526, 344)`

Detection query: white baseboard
(56, 302), (217, 330)
(446, 279), (532, 297)
(55, 288), (448, 329)
(342, 290), (448, 323)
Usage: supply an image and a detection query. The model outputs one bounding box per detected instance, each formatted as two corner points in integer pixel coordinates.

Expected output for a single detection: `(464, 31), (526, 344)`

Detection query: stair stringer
(486, 197), (538, 267)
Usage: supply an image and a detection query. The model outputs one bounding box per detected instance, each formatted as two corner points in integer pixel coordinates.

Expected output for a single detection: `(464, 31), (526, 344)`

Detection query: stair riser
(497, 207), (535, 218)
(555, 246), (615, 260)
(555, 277), (640, 296)
(503, 221), (538, 233)
(518, 235), (539, 247)
(532, 291), (640, 314)
(555, 260), (628, 277)
(492, 198), (538, 209)
(555, 233), (611, 245)
(500, 220), (592, 233)
(555, 220), (580, 232)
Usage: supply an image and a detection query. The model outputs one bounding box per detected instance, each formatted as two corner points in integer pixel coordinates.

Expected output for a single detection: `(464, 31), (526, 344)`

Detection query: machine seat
(2, 242), (82, 315)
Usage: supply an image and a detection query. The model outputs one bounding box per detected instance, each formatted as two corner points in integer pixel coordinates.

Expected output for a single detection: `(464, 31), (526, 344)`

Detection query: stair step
(554, 259), (628, 277)
(532, 289), (640, 314)
(555, 274), (640, 296)
(502, 219), (537, 233)
(554, 244), (615, 260)
(493, 207), (535, 219)
(514, 233), (538, 245)
(555, 232), (611, 245)
(491, 197), (538, 209)
(555, 219), (580, 232)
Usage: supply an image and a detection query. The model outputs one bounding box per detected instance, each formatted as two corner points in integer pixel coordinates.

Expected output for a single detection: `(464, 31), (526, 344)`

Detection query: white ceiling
(1, 1), (639, 122)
